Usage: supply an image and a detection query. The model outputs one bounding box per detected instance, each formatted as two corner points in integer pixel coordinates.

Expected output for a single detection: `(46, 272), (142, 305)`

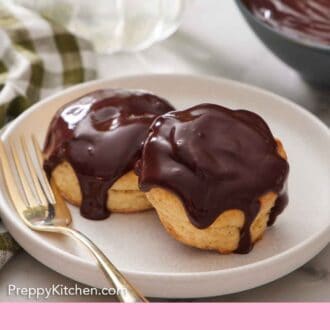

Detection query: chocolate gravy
(243, 0), (330, 45)
(43, 89), (175, 220)
(136, 104), (289, 253)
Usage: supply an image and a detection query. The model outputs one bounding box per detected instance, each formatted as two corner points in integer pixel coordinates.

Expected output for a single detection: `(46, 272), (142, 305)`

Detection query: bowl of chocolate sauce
(236, 0), (330, 86)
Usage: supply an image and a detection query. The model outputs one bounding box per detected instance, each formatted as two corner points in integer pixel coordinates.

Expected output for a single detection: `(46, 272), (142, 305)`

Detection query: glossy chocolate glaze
(243, 0), (330, 45)
(136, 104), (289, 253)
(43, 89), (175, 220)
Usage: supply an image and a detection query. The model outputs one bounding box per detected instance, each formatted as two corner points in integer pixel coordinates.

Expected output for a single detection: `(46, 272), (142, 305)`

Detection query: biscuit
(136, 103), (289, 254)
(51, 161), (152, 213)
(146, 188), (276, 253)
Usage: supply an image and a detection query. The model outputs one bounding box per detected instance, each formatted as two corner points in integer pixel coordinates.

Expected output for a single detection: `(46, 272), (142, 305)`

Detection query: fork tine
(31, 135), (55, 205)
(10, 139), (38, 207)
(0, 140), (27, 217)
(20, 136), (48, 206)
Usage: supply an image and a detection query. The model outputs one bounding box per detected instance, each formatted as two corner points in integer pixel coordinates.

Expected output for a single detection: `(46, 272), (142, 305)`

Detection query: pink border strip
(1, 303), (329, 329)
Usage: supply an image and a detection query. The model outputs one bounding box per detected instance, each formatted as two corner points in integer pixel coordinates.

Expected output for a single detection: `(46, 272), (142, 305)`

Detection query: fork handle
(60, 226), (148, 302)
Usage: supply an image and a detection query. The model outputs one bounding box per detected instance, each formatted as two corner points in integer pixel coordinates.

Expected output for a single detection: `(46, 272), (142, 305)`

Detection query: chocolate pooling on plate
(136, 104), (289, 253)
(243, 0), (330, 45)
(43, 89), (175, 220)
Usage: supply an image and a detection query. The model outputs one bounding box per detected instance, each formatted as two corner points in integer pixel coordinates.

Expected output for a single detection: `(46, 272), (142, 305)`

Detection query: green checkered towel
(0, 1), (96, 269)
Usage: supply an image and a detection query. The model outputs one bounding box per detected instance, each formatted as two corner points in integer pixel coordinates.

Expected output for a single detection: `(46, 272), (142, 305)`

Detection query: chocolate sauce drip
(267, 186), (289, 226)
(43, 89), (175, 220)
(136, 104), (289, 253)
(243, 0), (330, 45)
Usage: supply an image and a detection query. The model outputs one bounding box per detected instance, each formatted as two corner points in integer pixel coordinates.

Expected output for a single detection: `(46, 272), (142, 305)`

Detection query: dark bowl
(235, 0), (330, 87)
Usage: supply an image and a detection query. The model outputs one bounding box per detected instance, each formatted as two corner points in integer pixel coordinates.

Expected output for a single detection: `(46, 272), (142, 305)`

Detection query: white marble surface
(0, 0), (329, 302)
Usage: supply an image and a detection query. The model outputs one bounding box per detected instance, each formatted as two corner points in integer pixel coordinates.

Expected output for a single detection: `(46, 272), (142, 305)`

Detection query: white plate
(0, 74), (329, 298)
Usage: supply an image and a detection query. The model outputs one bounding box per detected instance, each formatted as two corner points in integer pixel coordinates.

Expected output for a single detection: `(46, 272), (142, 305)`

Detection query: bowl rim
(235, 0), (330, 52)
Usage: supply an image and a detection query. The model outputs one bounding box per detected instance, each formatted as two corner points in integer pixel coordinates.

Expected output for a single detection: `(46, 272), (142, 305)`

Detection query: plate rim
(0, 73), (329, 291)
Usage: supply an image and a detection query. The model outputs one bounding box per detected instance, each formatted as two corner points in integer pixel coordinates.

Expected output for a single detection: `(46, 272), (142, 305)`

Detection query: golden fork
(0, 136), (147, 303)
